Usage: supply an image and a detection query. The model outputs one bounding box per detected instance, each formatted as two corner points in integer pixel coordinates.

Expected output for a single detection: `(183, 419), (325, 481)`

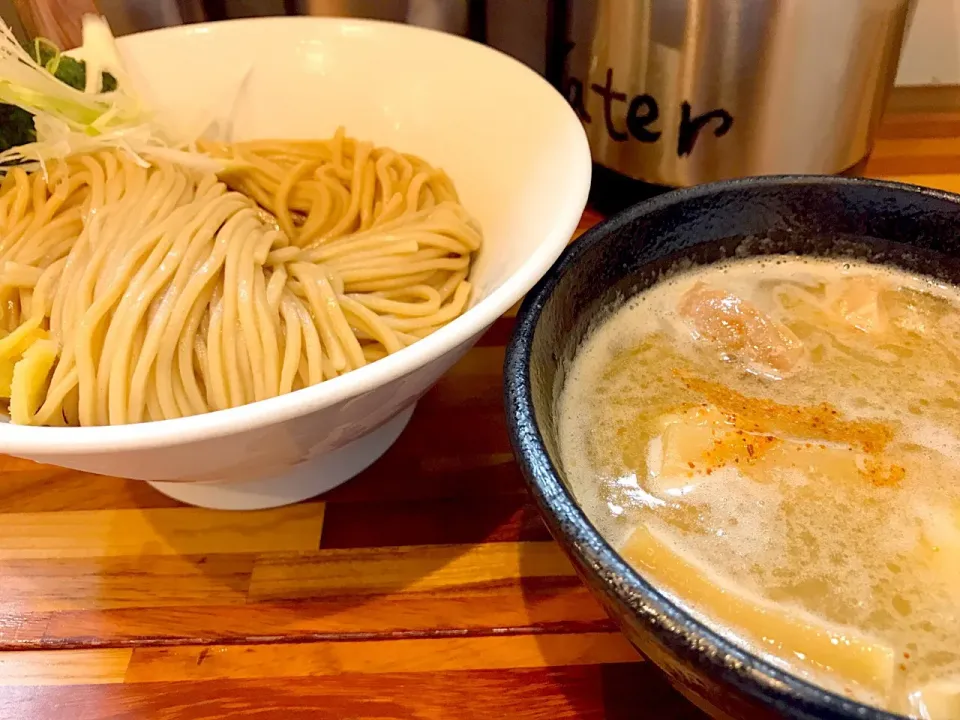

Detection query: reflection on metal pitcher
(566, 61), (735, 158)
(564, 0), (917, 187)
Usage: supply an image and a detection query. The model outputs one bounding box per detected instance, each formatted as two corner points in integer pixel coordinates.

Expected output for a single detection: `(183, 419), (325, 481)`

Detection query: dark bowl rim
(503, 174), (960, 720)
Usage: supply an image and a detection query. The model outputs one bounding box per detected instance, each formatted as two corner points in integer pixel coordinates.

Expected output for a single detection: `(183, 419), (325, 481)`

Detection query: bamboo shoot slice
(0, 319), (49, 398)
(621, 524), (895, 697)
(919, 501), (960, 594)
(9, 339), (58, 425)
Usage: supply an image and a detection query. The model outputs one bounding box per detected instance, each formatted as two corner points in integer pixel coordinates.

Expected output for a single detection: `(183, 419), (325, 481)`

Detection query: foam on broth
(558, 256), (960, 717)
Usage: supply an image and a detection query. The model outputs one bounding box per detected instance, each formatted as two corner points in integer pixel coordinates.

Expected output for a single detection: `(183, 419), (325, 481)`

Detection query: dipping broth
(558, 256), (960, 718)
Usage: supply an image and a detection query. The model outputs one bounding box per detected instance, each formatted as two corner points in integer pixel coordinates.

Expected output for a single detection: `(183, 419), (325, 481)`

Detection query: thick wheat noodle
(350, 286), (442, 317)
(0, 130), (480, 426)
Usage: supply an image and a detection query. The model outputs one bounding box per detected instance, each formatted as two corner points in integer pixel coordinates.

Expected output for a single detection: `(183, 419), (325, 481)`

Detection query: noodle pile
(0, 129), (481, 426)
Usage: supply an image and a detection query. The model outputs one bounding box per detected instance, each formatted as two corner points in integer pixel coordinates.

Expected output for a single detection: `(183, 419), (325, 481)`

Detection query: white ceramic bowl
(0, 17), (590, 510)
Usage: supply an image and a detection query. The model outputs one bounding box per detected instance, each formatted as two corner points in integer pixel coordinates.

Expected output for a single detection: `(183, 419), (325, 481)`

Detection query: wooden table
(0, 90), (958, 720)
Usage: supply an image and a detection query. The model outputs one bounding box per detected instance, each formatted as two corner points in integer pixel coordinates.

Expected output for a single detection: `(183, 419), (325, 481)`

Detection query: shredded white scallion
(0, 15), (236, 175)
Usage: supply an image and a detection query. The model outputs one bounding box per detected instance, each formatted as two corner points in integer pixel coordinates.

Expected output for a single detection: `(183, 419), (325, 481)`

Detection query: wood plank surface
(11, 0), (96, 48)
(0, 74), (956, 717)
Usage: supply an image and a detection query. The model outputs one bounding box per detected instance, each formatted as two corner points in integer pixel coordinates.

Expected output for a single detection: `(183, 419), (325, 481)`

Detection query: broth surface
(558, 256), (960, 717)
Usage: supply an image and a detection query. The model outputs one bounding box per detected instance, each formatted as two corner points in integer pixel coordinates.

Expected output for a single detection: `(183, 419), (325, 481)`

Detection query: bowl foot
(146, 403), (417, 510)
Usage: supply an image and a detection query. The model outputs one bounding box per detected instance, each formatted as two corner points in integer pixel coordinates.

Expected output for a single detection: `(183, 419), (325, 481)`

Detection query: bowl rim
(0, 15), (591, 451)
(502, 174), (960, 720)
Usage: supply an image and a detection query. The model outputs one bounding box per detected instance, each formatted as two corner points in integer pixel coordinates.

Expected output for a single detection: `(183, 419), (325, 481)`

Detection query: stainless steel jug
(564, 0), (917, 187)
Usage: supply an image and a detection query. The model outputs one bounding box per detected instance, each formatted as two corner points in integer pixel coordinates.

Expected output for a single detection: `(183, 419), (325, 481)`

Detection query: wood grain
(0, 577), (612, 649)
(124, 633), (641, 682)
(12, 0), (96, 48)
(0, 504), (325, 558)
(247, 542), (575, 600)
(0, 553), (255, 612)
(0, 665), (704, 720)
(0, 96), (956, 719)
(319, 497), (552, 548)
(0, 648), (130, 685)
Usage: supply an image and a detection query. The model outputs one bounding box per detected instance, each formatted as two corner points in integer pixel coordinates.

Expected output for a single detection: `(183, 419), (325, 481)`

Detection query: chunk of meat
(678, 283), (804, 376)
(828, 276), (888, 333)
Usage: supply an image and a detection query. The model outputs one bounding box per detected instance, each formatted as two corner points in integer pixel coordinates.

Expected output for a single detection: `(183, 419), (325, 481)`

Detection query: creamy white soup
(558, 256), (960, 718)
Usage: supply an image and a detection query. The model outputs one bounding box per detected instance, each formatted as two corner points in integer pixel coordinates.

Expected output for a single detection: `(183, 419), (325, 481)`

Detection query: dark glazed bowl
(503, 176), (960, 720)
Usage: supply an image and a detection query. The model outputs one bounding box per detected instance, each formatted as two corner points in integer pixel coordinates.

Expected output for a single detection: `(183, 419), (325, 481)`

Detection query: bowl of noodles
(0, 15), (590, 509)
